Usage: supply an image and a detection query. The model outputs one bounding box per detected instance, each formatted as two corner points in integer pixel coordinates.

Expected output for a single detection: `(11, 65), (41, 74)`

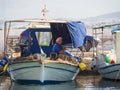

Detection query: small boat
(91, 24), (120, 80)
(93, 54), (120, 80)
(4, 19), (88, 84)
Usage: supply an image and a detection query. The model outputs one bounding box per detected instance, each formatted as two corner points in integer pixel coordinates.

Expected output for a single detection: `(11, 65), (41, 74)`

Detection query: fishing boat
(4, 19), (90, 84)
(91, 24), (120, 80)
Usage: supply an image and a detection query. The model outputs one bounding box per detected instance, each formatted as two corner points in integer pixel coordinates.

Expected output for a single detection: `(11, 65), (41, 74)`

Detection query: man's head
(56, 37), (63, 44)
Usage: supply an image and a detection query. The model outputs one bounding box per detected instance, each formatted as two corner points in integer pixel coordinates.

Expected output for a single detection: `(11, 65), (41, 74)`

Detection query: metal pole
(4, 21), (11, 56)
(101, 27), (104, 54)
(4, 22), (7, 56)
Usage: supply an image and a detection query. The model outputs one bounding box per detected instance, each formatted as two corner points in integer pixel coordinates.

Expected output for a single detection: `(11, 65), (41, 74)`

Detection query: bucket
(50, 53), (58, 60)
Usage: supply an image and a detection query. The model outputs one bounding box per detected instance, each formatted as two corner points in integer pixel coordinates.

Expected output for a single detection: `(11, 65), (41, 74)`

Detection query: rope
(0, 71), (5, 75)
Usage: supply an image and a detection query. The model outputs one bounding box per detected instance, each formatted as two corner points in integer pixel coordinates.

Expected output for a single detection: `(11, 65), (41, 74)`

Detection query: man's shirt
(52, 43), (63, 54)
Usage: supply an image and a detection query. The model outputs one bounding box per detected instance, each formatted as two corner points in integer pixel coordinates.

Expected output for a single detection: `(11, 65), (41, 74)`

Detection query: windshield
(35, 32), (52, 46)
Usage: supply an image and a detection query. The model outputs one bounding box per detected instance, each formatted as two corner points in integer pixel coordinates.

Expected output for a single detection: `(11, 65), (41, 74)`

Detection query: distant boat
(5, 19), (88, 84)
(91, 24), (120, 80)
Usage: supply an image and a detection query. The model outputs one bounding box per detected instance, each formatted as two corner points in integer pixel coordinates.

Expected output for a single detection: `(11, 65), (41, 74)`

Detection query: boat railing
(5, 35), (21, 59)
(92, 23), (120, 57)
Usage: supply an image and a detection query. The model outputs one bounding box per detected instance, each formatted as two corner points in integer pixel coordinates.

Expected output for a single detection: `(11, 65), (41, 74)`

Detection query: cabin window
(35, 32), (52, 46)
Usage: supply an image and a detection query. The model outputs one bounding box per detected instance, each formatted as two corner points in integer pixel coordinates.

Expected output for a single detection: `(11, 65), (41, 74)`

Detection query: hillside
(82, 11), (120, 26)
(1, 11), (120, 29)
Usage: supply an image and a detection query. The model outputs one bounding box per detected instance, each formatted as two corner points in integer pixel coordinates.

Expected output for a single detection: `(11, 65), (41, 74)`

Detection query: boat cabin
(112, 27), (120, 63)
(19, 21), (87, 57)
(4, 19), (97, 58)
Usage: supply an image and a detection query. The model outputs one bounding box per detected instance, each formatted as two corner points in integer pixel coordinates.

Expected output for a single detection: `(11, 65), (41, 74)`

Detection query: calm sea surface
(0, 74), (120, 90)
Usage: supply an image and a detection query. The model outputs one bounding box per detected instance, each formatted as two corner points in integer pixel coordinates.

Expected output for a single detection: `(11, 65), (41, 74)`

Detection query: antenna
(41, 4), (48, 18)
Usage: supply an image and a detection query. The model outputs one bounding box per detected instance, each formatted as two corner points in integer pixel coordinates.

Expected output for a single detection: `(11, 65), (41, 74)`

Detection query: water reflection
(76, 75), (120, 90)
(9, 81), (79, 90)
(98, 78), (120, 89)
(1, 75), (120, 90)
(0, 77), (11, 90)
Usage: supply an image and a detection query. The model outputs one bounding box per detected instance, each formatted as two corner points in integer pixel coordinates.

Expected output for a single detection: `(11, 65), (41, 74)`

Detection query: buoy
(103, 55), (111, 63)
(110, 59), (115, 64)
(3, 64), (8, 72)
(0, 57), (9, 72)
(78, 62), (87, 71)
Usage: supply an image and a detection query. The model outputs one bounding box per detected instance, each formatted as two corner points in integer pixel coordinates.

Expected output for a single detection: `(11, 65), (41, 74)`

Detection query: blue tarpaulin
(111, 27), (120, 34)
(67, 22), (86, 48)
(84, 35), (98, 47)
(50, 21), (86, 48)
(20, 21), (90, 56)
(50, 23), (72, 45)
(20, 28), (52, 56)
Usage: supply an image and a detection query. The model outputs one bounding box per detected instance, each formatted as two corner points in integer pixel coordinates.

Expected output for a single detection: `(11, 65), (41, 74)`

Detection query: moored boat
(8, 59), (79, 84)
(91, 24), (120, 80)
(4, 19), (88, 84)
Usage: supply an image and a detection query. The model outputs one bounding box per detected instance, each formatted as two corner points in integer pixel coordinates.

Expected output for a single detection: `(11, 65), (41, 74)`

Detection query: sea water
(1, 75), (120, 90)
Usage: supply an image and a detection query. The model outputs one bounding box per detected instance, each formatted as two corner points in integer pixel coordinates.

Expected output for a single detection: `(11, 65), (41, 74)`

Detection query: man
(52, 37), (81, 63)
(52, 37), (66, 54)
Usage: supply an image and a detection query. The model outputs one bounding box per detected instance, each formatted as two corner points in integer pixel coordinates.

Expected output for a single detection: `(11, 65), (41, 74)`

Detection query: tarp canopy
(20, 28), (52, 56)
(84, 35), (98, 47)
(50, 21), (86, 48)
(20, 21), (88, 56)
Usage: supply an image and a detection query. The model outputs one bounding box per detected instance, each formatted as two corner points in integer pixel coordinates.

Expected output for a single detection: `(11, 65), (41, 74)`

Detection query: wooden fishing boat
(4, 19), (88, 84)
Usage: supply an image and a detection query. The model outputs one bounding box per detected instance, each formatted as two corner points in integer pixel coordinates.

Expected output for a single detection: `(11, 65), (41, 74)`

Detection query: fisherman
(52, 37), (80, 62)
(50, 37), (65, 60)
(52, 37), (66, 54)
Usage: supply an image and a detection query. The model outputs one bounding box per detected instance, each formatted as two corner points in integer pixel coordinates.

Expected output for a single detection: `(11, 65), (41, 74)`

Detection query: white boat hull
(98, 63), (120, 79)
(95, 55), (120, 80)
(7, 61), (79, 84)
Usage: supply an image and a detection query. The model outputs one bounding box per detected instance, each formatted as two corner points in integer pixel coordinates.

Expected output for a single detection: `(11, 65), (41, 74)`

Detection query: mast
(41, 4), (48, 18)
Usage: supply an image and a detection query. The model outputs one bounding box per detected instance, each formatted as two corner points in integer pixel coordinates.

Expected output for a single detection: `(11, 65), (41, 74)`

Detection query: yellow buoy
(78, 62), (87, 71)
(3, 64), (8, 72)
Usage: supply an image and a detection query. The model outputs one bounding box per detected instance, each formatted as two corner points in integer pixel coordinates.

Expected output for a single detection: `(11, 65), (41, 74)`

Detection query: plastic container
(103, 55), (111, 63)
(79, 62), (87, 71)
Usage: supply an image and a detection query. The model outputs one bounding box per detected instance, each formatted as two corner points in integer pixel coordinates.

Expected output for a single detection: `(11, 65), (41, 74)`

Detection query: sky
(0, 0), (120, 20)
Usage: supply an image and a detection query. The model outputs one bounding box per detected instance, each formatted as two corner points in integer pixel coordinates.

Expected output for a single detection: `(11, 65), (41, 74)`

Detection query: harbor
(0, 20), (120, 89)
(1, 71), (120, 90)
(0, 0), (120, 90)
